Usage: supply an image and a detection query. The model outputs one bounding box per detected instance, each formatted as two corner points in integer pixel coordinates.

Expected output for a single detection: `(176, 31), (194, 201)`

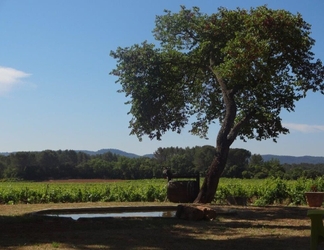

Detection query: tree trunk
(193, 72), (239, 204)
(194, 146), (229, 203)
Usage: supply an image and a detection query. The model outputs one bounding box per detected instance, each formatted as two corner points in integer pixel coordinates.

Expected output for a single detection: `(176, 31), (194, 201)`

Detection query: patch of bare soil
(0, 203), (317, 250)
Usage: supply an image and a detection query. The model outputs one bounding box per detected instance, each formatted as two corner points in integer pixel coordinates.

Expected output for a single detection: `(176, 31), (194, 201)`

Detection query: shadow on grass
(0, 206), (313, 250)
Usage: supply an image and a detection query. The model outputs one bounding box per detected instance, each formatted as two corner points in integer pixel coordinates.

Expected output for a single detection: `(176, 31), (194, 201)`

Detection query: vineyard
(0, 178), (323, 206)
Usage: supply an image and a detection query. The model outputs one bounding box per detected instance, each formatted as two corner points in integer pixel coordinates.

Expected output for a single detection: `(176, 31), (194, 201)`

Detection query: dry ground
(0, 202), (319, 250)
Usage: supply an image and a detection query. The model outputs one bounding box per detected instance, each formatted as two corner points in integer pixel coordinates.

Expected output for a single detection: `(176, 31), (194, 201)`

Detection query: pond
(33, 206), (177, 220)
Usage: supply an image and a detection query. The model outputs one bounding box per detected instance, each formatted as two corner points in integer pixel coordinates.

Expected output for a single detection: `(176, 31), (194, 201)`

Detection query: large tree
(110, 6), (324, 203)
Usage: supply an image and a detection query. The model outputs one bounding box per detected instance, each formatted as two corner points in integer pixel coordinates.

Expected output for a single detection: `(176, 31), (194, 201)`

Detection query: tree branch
(227, 111), (256, 144)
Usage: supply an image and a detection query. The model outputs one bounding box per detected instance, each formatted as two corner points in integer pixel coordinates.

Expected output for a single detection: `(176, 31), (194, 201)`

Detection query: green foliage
(110, 5), (324, 143)
(0, 180), (168, 204)
(222, 149), (251, 178)
(1, 178), (323, 206)
(253, 178), (288, 206)
(217, 177), (324, 206)
(286, 178), (309, 205)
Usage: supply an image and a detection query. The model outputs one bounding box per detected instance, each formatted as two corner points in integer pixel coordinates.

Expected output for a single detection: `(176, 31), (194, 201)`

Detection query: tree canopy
(110, 5), (324, 203)
(111, 5), (324, 142)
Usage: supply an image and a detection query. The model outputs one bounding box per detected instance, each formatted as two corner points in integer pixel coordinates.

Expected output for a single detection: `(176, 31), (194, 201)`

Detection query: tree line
(0, 147), (323, 181)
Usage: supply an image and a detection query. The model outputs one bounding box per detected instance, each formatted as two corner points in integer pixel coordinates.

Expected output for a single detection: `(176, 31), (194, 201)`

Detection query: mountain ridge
(77, 148), (153, 158)
(261, 154), (324, 164)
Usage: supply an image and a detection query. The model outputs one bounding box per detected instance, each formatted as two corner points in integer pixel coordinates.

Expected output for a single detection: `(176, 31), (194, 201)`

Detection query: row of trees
(0, 150), (159, 181)
(0, 147), (323, 181)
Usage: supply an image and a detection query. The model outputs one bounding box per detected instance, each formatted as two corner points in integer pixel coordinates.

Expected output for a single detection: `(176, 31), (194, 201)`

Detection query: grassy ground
(0, 202), (318, 249)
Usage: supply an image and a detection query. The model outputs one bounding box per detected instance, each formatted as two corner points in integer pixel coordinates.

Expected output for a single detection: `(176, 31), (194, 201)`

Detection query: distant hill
(78, 148), (154, 158)
(77, 149), (141, 158)
(0, 149), (152, 158)
(261, 155), (324, 164)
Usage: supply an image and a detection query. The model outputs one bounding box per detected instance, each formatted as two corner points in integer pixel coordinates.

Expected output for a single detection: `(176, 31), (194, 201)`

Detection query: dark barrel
(167, 180), (199, 203)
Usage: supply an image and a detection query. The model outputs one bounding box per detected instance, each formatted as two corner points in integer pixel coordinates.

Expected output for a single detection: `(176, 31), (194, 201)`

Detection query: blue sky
(0, 0), (324, 156)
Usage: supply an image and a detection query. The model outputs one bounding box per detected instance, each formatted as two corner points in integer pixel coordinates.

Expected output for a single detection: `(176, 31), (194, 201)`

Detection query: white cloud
(283, 123), (324, 133)
(0, 66), (31, 95)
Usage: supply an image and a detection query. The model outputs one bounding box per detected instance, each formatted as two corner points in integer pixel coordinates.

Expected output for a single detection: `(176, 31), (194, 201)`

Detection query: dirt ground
(0, 202), (320, 250)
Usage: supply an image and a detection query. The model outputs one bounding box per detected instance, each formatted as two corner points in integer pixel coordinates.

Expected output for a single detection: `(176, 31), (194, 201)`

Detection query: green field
(0, 177), (322, 205)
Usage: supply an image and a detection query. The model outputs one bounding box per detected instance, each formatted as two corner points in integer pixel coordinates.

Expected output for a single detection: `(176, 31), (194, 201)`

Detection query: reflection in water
(44, 210), (176, 220)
